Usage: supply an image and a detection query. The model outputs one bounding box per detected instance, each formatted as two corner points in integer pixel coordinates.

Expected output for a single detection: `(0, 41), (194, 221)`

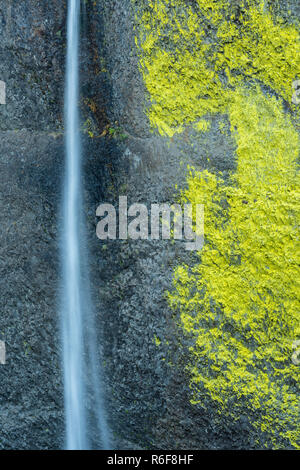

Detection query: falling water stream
(62, 0), (110, 450)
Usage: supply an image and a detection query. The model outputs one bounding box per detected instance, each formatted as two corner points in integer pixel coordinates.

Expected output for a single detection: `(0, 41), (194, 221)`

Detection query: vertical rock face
(97, 0), (300, 450)
(0, 0), (66, 449)
(96, 0), (240, 450)
(0, 0), (298, 450)
(0, 0), (112, 450)
(0, 0), (65, 132)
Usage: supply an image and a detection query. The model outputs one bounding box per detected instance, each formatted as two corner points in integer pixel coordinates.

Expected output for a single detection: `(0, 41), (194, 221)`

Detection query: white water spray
(62, 0), (110, 450)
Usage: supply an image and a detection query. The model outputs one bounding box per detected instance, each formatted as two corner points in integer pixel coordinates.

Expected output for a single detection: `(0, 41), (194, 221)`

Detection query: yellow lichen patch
(215, 4), (300, 102)
(135, 0), (300, 448)
(169, 88), (300, 447)
(135, 0), (227, 136)
(135, 0), (300, 136)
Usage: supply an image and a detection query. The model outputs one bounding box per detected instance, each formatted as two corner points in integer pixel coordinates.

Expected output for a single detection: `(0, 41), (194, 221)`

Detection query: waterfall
(62, 0), (110, 450)
(62, 0), (85, 450)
